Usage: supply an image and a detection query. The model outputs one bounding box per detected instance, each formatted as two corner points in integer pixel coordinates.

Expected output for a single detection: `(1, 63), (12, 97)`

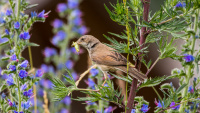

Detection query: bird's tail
(116, 66), (147, 82)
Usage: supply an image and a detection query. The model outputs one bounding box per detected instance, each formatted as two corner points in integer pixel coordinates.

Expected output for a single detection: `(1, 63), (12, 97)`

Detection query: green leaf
(139, 76), (168, 89)
(176, 83), (187, 93)
(26, 42), (40, 47)
(25, 4), (38, 9)
(1, 57), (10, 61)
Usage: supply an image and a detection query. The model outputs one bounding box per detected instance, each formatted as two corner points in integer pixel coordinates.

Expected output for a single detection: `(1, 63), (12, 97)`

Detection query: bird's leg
(75, 64), (97, 87)
(102, 72), (108, 86)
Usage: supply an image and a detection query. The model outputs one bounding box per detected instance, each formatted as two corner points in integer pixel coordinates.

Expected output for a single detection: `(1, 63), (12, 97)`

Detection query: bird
(76, 35), (147, 85)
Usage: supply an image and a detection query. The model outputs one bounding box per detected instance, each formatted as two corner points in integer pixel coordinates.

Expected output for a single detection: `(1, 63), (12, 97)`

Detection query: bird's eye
(81, 38), (85, 41)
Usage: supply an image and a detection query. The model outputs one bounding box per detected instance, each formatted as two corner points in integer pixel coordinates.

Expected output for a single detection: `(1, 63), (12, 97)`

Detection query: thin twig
(145, 57), (160, 76)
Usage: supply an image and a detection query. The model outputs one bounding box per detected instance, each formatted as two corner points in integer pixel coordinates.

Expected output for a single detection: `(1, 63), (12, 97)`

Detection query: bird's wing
(92, 51), (127, 66)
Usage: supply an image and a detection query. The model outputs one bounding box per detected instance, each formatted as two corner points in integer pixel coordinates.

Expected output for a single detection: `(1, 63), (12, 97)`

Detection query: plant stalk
(179, 9), (199, 112)
(126, 0), (150, 113)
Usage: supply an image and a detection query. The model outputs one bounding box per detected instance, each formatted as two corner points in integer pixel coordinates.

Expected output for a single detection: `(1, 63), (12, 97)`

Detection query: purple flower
(43, 47), (57, 57)
(38, 88), (44, 97)
(35, 69), (44, 77)
(0, 13), (6, 23)
(65, 60), (74, 69)
(21, 84), (27, 91)
(57, 3), (68, 12)
(52, 19), (63, 28)
(14, 21), (20, 29)
(140, 104), (149, 113)
(37, 10), (48, 18)
(6, 9), (12, 16)
(7, 75), (14, 85)
(14, 111), (24, 113)
(71, 9), (82, 17)
(175, 1), (186, 8)
(90, 68), (99, 77)
(8, 99), (13, 106)
(195, 35), (199, 38)
(73, 17), (82, 26)
(62, 96), (71, 105)
(170, 102), (180, 110)
(39, 79), (53, 89)
(21, 101), (32, 110)
(131, 109), (136, 113)
(19, 32), (30, 40)
(188, 86), (194, 93)
(5, 29), (9, 35)
(9, 65), (16, 71)
(41, 64), (49, 73)
(20, 60), (29, 68)
(185, 109), (189, 113)
(23, 89), (33, 97)
(183, 54), (194, 62)
(68, 0), (79, 9)
(11, 54), (17, 61)
(72, 72), (78, 81)
(18, 70), (28, 79)
(60, 108), (69, 113)
(104, 106), (113, 113)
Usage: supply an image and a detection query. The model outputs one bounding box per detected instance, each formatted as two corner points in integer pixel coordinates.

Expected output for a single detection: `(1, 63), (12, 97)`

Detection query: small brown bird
(76, 35), (147, 85)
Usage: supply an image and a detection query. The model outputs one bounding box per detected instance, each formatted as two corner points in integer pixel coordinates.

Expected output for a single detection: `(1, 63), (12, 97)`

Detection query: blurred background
(19, 0), (183, 112)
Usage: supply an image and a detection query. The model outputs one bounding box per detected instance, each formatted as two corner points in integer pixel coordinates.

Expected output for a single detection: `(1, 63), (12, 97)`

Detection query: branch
(126, 0), (151, 113)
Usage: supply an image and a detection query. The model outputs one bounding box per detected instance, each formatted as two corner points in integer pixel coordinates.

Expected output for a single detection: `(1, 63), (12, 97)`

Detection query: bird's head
(76, 35), (100, 49)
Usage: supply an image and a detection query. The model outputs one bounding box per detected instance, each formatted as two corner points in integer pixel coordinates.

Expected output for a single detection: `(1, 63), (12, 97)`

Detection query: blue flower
(71, 9), (82, 17)
(188, 86), (194, 93)
(104, 106), (113, 113)
(20, 60), (29, 68)
(21, 101), (32, 110)
(141, 104), (149, 113)
(185, 109), (189, 113)
(72, 72), (78, 81)
(87, 78), (96, 89)
(194, 77), (197, 82)
(68, 0), (79, 9)
(6, 9), (12, 16)
(62, 96), (71, 105)
(21, 84), (27, 91)
(183, 54), (194, 62)
(0, 37), (8, 43)
(0, 12), (6, 23)
(10, 54), (17, 61)
(39, 79), (53, 89)
(19, 32), (30, 40)
(195, 35), (199, 38)
(85, 101), (95, 105)
(73, 17), (82, 26)
(23, 89), (33, 97)
(60, 108), (69, 113)
(90, 68), (99, 77)
(175, 1), (186, 8)
(31, 11), (37, 17)
(155, 99), (164, 108)
(37, 10), (48, 18)
(78, 26), (88, 35)
(1, 93), (6, 99)
(18, 70), (28, 79)
(57, 3), (68, 12)
(14, 21), (20, 29)
(6, 75), (15, 86)
(52, 19), (63, 28)
(65, 60), (74, 69)
(5, 29), (9, 35)
(131, 109), (136, 113)
(14, 111), (24, 113)
(35, 69), (44, 77)
(170, 102), (180, 110)
(51, 31), (66, 45)
(9, 65), (16, 71)
(43, 47), (57, 57)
